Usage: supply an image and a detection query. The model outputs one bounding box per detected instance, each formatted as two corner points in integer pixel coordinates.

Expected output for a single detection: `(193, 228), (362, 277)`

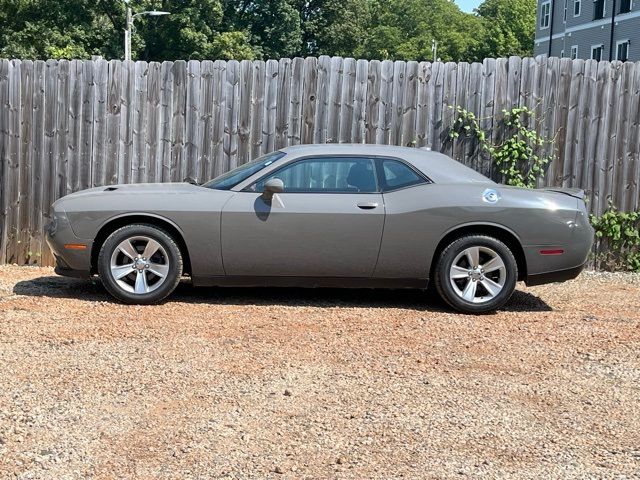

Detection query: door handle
(357, 202), (379, 210)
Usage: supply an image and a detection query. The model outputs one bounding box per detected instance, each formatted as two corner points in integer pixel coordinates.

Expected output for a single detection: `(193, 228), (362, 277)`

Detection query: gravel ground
(0, 266), (639, 480)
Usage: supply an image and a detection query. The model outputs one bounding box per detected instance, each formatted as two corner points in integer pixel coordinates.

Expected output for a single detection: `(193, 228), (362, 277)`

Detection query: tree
(296, 0), (371, 57)
(223, 0), (302, 59)
(359, 0), (485, 62)
(475, 0), (536, 58)
(0, 0), (255, 61)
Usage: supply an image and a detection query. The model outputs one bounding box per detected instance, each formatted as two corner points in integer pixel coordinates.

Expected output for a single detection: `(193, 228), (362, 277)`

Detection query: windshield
(203, 151), (286, 190)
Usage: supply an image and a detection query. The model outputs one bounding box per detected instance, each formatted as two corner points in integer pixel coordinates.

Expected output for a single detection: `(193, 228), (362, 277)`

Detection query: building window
(574, 0), (582, 16)
(591, 44), (604, 61)
(564, 0), (568, 21)
(619, 0), (632, 13)
(540, 1), (551, 28)
(561, 49), (565, 57)
(617, 40), (630, 61)
(571, 45), (579, 59)
(594, 0), (606, 19)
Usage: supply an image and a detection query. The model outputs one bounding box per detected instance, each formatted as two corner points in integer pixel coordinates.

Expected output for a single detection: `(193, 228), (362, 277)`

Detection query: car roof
(279, 144), (493, 184)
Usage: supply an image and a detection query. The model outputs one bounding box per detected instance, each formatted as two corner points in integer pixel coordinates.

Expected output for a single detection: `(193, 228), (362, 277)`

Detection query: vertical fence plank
(378, 60), (394, 144)
(91, 59), (108, 188)
(146, 62), (162, 183)
(462, 62), (483, 166)
(562, 59), (585, 187)
(452, 61), (470, 161)
(237, 59), (253, 163)
(339, 58), (356, 143)
(67, 60), (82, 193)
(199, 60), (215, 180)
(158, 61), (173, 182)
(249, 60), (265, 160)
(262, 59), (278, 152)
(301, 57), (317, 145)
(211, 60), (226, 177)
(275, 57), (292, 149)
(40, 60), (58, 266)
(365, 59), (381, 145)
(119, 60), (134, 184)
(401, 60), (419, 147)
(287, 57), (304, 146)
(105, 60), (121, 186)
(415, 62), (433, 149)
(352, 59), (368, 144)
(593, 62), (615, 214)
(185, 60), (201, 181)
(132, 61), (148, 183)
(314, 56), (330, 144)
(5, 60), (22, 263)
(326, 56), (343, 143)
(613, 62), (634, 210)
(389, 60), (406, 146)
(30, 60), (46, 263)
(223, 60), (240, 171)
(17, 60), (34, 265)
(626, 62), (640, 211)
(171, 60), (187, 181)
(603, 63), (623, 211)
(551, 58), (572, 187)
(0, 59), (9, 263)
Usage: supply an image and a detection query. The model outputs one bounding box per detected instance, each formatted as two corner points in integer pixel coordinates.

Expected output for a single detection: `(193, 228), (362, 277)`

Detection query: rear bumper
(525, 262), (586, 287)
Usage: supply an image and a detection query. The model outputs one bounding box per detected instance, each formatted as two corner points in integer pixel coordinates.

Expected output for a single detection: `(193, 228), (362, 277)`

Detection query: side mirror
(261, 178), (284, 203)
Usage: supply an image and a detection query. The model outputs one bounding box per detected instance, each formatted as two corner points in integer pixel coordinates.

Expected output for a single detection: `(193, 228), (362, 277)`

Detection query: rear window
(380, 159), (427, 191)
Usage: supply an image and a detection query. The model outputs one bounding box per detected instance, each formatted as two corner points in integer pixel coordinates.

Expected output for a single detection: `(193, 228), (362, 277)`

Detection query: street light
(123, 1), (170, 61)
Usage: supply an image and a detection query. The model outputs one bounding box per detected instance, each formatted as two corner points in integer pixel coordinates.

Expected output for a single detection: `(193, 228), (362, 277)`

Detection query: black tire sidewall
(435, 235), (518, 314)
(97, 224), (183, 304)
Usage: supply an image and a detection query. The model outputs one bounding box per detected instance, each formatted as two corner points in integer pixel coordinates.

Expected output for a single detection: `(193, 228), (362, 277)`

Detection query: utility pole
(124, 1), (132, 62)
(123, 0), (170, 62)
(432, 39), (438, 62)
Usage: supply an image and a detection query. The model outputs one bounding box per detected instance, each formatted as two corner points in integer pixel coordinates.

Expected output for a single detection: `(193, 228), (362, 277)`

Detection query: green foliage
(449, 105), (554, 188)
(359, 0), (486, 62)
(475, 0), (536, 59)
(590, 206), (640, 272)
(0, 0), (536, 62)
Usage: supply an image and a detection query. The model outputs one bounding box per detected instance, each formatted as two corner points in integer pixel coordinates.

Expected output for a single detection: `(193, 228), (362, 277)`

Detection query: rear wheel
(98, 224), (183, 304)
(434, 235), (517, 314)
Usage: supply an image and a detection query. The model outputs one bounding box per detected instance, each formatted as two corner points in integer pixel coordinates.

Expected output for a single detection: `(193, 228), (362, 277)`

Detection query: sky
(455, 0), (482, 13)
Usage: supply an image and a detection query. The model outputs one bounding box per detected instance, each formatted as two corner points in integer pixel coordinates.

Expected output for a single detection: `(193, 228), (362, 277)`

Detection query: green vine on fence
(590, 205), (640, 272)
(448, 105), (555, 189)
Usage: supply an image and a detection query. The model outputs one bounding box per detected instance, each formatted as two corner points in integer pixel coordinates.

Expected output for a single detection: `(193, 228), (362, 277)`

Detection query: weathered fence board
(1, 55), (640, 265)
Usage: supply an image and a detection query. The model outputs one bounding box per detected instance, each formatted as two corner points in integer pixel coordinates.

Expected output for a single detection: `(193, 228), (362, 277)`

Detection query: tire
(97, 224), (183, 304)
(433, 235), (518, 314)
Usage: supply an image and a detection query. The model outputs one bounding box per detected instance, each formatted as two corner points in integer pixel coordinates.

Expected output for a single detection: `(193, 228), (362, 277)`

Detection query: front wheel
(97, 224), (183, 304)
(434, 235), (518, 314)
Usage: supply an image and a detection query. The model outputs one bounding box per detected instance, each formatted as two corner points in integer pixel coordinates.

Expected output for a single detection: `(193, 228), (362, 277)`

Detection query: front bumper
(45, 209), (93, 278)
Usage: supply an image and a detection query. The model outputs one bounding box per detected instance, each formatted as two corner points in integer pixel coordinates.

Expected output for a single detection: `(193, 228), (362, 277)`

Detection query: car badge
(482, 188), (501, 204)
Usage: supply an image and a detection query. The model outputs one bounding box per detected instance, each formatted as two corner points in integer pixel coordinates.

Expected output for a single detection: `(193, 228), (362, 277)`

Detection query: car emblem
(482, 188), (501, 204)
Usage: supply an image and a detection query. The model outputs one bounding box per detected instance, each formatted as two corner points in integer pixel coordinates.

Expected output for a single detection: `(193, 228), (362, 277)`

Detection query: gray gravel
(0, 266), (639, 479)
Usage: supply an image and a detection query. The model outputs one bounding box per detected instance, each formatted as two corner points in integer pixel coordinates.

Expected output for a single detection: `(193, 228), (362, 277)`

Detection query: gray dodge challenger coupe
(45, 144), (594, 313)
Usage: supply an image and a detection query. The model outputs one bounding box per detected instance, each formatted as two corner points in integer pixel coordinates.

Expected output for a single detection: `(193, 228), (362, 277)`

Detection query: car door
(220, 156), (385, 277)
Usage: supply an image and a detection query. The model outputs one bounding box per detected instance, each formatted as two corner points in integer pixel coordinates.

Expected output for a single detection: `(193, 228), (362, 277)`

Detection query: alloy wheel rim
(449, 246), (507, 304)
(109, 236), (169, 295)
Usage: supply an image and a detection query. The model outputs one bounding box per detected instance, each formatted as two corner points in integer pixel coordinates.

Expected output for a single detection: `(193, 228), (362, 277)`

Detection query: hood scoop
(104, 187), (118, 192)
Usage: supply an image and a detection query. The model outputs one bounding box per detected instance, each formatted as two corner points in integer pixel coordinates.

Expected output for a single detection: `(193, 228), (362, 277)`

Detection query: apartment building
(534, 0), (639, 61)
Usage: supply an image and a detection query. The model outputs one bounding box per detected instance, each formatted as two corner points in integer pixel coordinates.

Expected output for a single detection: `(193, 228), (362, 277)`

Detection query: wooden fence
(1, 56), (640, 265)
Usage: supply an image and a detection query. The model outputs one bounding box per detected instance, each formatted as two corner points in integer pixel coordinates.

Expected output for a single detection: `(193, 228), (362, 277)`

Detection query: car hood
(60, 182), (203, 200)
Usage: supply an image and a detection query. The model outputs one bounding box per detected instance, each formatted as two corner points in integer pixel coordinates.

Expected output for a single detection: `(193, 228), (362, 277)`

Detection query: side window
(380, 159), (426, 191)
(252, 157), (378, 193)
